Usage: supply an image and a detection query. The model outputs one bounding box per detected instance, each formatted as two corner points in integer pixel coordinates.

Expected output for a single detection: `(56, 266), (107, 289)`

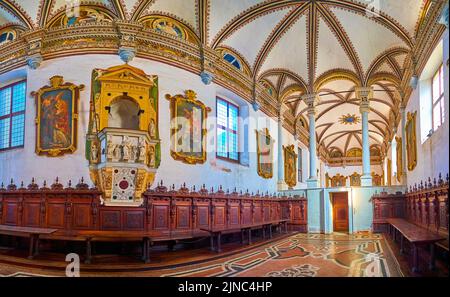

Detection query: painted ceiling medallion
(339, 114), (360, 125)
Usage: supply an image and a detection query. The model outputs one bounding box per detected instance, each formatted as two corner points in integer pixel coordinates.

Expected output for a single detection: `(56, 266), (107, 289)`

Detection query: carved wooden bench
(39, 230), (152, 264)
(43, 230), (209, 264)
(0, 225), (58, 259)
(201, 219), (289, 253)
(386, 218), (446, 273)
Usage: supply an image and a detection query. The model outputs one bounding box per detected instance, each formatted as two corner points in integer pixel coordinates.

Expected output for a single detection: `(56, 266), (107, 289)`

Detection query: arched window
(0, 31), (15, 44)
(223, 53), (242, 70)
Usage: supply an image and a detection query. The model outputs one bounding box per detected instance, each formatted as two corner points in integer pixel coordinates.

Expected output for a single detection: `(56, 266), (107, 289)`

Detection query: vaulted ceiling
(0, 0), (443, 160)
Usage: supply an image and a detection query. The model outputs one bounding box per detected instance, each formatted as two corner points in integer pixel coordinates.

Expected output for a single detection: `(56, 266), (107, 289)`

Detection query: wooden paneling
(123, 210), (145, 230)
(373, 176), (448, 240)
(0, 184), (308, 240)
(100, 210), (122, 230)
(372, 193), (405, 233)
(72, 204), (92, 229)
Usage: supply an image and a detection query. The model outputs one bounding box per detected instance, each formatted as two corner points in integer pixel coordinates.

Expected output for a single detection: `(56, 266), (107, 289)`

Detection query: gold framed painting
(387, 158), (392, 186)
(396, 136), (402, 182)
(349, 172), (361, 186)
(405, 111), (417, 171)
(256, 128), (273, 179)
(165, 90), (210, 164)
(31, 76), (84, 157)
(283, 144), (297, 188)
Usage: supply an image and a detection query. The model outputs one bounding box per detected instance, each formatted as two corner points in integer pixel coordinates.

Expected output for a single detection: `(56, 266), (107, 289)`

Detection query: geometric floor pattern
(162, 233), (403, 277)
(0, 233), (403, 277)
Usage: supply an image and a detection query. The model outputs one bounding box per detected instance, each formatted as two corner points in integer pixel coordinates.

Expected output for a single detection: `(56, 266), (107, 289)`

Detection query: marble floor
(0, 232), (406, 277)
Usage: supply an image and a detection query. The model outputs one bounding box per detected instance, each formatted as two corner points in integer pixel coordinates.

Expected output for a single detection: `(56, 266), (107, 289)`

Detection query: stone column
(303, 94), (319, 188)
(356, 87), (373, 186)
(400, 104), (408, 185)
(277, 105), (287, 191)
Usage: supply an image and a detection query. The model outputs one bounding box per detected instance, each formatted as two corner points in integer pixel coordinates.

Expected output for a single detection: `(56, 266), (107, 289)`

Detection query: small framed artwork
(283, 144), (297, 188)
(256, 128), (274, 179)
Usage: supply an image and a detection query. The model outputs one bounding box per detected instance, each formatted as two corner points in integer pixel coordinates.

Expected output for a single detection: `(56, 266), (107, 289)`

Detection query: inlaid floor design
(0, 233), (403, 277)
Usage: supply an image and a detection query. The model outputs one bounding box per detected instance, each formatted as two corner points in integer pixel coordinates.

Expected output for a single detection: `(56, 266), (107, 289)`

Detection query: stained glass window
(0, 80), (26, 150)
(217, 98), (239, 162)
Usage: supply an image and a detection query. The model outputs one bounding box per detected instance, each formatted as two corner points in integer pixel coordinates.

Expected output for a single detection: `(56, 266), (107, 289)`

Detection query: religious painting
(166, 90), (210, 164)
(405, 111), (417, 171)
(349, 172), (361, 186)
(396, 136), (403, 182)
(387, 159), (392, 186)
(372, 172), (383, 186)
(48, 6), (113, 28)
(256, 128), (274, 179)
(330, 174), (347, 187)
(283, 145), (297, 188)
(140, 16), (197, 43)
(346, 148), (362, 157)
(31, 76), (84, 157)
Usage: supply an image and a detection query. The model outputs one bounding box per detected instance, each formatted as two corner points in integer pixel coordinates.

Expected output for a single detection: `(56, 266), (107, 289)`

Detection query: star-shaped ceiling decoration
(339, 114), (360, 125)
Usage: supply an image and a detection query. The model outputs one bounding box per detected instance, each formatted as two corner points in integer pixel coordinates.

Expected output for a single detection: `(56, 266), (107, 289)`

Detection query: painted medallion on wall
(166, 90), (210, 164)
(283, 145), (297, 188)
(256, 128), (273, 179)
(405, 111), (417, 171)
(31, 75), (84, 157)
(396, 136), (403, 182)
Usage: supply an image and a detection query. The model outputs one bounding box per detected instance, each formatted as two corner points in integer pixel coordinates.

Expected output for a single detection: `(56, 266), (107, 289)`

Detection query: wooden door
(332, 192), (349, 232)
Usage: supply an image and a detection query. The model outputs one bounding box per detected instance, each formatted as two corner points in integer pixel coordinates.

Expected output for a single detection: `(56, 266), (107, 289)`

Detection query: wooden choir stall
(0, 179), (308, 263)
(372, 174), (449, 273)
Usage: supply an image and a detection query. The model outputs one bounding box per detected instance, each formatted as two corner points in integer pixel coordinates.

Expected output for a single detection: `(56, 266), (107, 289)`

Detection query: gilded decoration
(371, 172), (383, 186)
(387, 159), (392, 186)
(283, 145), (297, 188)
(140, 16), (196, 43)
(47, 6), (114, 28)
(346, 148), (362, 158)
(165, 90), (210, 165)
(31, 76), (84, 157)
(349, 172), (361, 186)
(327, 174), (347, 187)
(396, 136), (403, 182)
(0, 1), (445, 166)
(87, 64), (160, 206)
(256, 128), (274, 179)
(406, 111), (417, 171)
(339, 114), (360, 125)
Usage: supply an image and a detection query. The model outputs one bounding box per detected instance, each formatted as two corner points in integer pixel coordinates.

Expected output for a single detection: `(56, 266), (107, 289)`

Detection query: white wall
(400, 29), (449, 186)
(0, 54), (311, 193)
